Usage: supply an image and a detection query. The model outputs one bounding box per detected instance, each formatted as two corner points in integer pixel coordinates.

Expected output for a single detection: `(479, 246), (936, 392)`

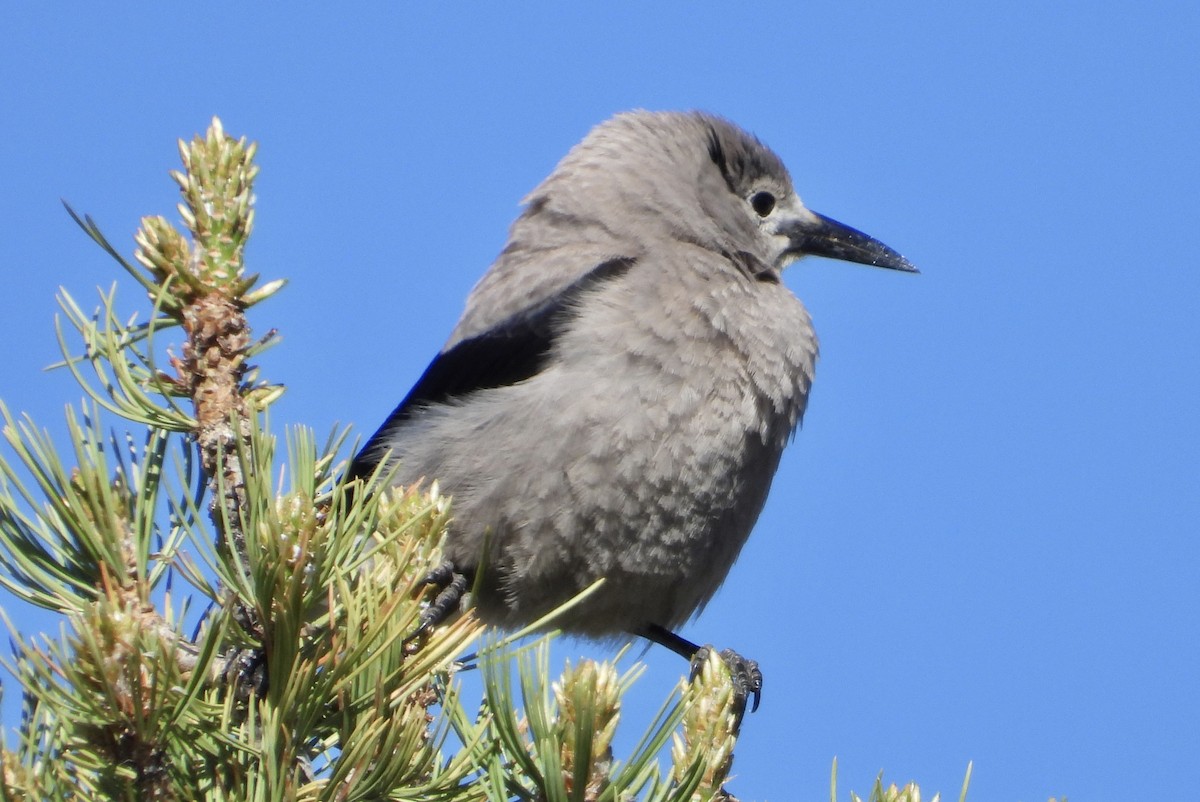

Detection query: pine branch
(133, 121), (279, 636)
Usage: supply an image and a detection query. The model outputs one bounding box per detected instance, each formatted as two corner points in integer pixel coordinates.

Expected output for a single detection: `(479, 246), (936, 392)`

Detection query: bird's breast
(561, 252), (818, 447)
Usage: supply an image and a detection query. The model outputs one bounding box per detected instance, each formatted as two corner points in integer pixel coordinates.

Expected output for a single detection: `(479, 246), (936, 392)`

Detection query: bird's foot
(691, 645), (763, 728)
(635, 623), (762, 726)
(218, 645), (269, 702)
(404, 560), (471, 646)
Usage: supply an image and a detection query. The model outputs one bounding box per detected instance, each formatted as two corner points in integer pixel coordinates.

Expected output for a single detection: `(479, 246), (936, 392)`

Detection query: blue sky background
(2, 4), (1197, 800)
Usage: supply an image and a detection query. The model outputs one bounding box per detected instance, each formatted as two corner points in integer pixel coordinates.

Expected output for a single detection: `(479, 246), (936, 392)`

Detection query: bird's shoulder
(447, 244), (642, 347)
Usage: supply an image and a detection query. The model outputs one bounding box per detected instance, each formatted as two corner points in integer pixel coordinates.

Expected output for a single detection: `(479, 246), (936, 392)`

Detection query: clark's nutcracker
(350, 110), (916, 709)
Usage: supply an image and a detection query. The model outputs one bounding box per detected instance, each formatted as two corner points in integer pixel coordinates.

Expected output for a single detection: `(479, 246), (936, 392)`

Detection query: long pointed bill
(785, 210), (918, 273)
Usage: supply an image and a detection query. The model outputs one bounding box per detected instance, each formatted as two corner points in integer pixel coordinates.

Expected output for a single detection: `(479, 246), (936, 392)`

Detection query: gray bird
(350, 110), (915, 706)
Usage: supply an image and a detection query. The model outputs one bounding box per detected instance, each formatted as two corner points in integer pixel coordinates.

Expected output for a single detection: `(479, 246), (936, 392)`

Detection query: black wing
(348, 256), (636, 482)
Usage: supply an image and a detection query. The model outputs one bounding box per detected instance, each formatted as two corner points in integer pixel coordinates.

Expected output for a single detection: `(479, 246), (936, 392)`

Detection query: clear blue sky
(2, 4), (1197, 800)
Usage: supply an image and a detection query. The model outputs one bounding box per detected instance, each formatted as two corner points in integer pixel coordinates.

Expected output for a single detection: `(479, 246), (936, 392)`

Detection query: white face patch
(763, 195), (815, 270)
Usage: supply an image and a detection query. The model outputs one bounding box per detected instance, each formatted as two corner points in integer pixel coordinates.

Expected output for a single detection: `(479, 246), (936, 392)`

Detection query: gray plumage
(352, 110), (914, 646)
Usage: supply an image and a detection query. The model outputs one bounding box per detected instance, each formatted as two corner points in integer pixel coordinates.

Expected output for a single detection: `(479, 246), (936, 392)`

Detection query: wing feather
(349, 256), (636, 481)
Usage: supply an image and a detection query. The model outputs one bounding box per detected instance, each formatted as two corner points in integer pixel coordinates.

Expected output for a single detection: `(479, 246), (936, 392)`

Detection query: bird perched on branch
(350, 110), (916, 713)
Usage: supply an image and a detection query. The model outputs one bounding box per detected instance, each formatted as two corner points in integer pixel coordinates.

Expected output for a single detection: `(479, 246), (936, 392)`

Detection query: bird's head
(698, 112), (918, 276)
(528, 110), (917, 277)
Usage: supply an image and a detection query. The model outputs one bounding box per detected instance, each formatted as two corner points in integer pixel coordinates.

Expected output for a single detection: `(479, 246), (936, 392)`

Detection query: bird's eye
(750, 191), (776, 217)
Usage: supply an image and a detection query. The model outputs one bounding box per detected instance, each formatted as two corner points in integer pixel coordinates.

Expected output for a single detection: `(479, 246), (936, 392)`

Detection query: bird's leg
(636, 623), (763, 725)
(638, 622), (702, 659)
(404, 560), (472, 645)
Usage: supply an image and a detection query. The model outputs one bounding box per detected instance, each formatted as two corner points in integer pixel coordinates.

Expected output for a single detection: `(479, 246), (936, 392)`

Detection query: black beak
(785, 210), (918, 273)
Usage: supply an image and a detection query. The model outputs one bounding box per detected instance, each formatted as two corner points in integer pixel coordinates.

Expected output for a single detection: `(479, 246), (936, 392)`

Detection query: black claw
(718, 647), (763, 716)
(687, 645), (710, 683)
(689, 645), (762, 728)
(404, 561), (471, 645)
